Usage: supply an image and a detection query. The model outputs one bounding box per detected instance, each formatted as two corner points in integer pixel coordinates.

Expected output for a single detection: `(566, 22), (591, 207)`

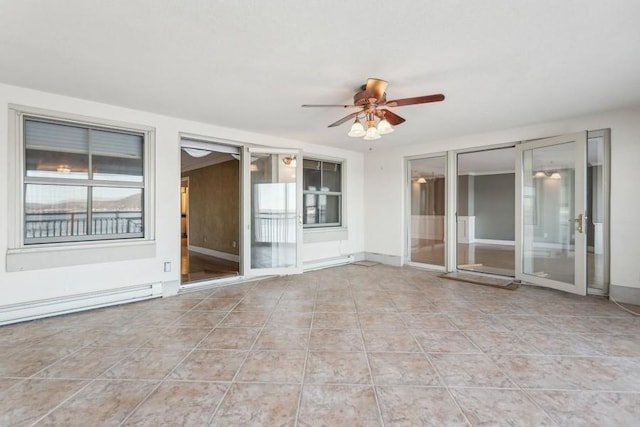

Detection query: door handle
(569, 213), (587, 234)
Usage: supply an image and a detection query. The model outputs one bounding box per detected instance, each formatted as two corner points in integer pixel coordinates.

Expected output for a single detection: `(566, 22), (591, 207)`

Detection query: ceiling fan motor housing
(354, 87), (386, 106)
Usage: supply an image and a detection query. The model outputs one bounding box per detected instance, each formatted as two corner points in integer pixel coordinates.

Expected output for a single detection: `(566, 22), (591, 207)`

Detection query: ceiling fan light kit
(302, 78), (444, 141)
(347, 118), (366, 137)
(377, 118), (394, 135)
(364, 126), (381, 140)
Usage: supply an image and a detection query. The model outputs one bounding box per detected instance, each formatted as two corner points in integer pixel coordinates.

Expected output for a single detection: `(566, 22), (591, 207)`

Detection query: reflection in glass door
(407, 156), (446, 268)
(516, 132), (587, 295)
(243, 148), (302, 276)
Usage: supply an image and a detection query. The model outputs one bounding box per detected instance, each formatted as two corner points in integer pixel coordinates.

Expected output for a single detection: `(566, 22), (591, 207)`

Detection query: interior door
(242, 147), (303, 276)
(515, 132), (587, 295)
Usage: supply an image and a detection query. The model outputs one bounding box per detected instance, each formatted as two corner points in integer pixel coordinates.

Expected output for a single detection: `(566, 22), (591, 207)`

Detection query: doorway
(179, 139), (304, 286)
(407, 130), (611, 296)
(180, 143), (241, 283)
(456, 147), (516, 277)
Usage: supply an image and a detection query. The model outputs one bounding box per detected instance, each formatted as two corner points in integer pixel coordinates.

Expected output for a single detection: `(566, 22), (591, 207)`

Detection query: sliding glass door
(242, 147), (303, 276)
(407, 156), (447, 268)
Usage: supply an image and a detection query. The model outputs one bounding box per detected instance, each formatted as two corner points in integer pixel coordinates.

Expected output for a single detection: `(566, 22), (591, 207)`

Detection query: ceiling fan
(302, 78), (444, 140)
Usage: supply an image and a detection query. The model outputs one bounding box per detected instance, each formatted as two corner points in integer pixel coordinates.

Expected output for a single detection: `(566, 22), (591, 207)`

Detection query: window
(303, 158), (342, 228)
(21, 117), (147, 245)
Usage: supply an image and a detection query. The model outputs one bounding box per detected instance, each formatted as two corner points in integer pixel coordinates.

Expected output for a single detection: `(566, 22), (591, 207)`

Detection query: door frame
(242, 146), (303, 277)
(179, 134), (245, 287)
(515, 131), (588, 295)
(404, 152), (449, 271)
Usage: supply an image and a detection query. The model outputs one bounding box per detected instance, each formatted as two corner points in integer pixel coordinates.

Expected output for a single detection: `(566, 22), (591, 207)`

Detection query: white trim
(242, 147), (304, 276)
(181, 139), (241, 155)
(188, 245), (240, 263)
(472, 239), (515, 246)
(6, 241), (156, 271)
(456, 216), (475, 244)
(365, 252), (402, 267)
(609, 284), (640, 305)
(303, 255), (354, 271)
(405, 261), (447, 272)
(446, 150), (456, 271)
(7, 104), (156, 252)
(458, 170), (515, 176)
(179, 131), (249, 149)
(179, 274), (265, 292)
(8, 104), (156, 134)
(304, 227), (348, 243)
(302, 156), (346, 230)
(0, 282), (163, 325)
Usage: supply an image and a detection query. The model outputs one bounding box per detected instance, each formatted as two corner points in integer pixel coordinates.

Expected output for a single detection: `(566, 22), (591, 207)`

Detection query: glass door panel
(407, 156), (446, 267)
(243, 148), (302, 276)
(586, 131), (610, 293)
(516, 132), (587, 294)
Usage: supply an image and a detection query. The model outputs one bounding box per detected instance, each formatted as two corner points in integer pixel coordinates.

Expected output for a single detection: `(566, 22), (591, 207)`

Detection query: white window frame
(6, 105), (156, 271)
(302, 155), (348, 243)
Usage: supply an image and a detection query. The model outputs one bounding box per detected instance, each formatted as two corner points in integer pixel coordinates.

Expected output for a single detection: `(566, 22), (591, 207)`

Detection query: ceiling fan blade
(328, 110), (362, 127)
(302, 104), (358, 108)
(385, 94), (445, 107)
(380, 109), (406, 126)
(365, 78), (388, 102)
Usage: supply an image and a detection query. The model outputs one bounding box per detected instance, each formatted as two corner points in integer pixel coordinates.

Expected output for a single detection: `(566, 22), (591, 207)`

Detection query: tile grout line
(401, 306), (473, 427)
(15, 306), (185, 425)
(293, 276), (318, 427)
(3, 266), (639, 425)
(22, 321), (146, 421)
(353, 279), (386, 427)
(205, 277), (290, 426)
(118, 290), (243, 426)
(458, 328), (563, 426)
(28, 377), (99, 425)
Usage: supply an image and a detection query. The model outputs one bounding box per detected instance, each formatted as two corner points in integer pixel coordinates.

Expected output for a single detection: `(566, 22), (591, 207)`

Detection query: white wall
(364, 106), (640, 292)
(0, 83), (364, 312)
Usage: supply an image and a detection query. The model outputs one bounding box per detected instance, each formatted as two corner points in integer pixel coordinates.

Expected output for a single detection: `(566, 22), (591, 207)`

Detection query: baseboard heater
(0, 282), (163, 326)
(303, 255), (354, 272)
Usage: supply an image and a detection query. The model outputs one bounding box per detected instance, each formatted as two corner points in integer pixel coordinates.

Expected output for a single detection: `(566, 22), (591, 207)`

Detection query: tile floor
(1, 264), (639, 426)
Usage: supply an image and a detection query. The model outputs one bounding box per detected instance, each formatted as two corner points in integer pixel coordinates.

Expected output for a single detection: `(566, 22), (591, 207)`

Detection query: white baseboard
(365, 252), (402, 267)
(162, 280), (180, 297)
(610, 284), (640, 305)
(0, 282), (163, 325)
(189, 245), (240, 263)
(304, 255), (354, 272)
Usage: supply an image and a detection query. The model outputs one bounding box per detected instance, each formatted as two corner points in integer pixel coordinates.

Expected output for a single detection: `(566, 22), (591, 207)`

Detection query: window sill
(6, 240), (156, 272)
(303, 227), (348, 243)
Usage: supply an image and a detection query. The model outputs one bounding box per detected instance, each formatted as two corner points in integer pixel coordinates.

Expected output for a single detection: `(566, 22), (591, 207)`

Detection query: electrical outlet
(164, 262), (171, 272)
(232, 241), (237, 248)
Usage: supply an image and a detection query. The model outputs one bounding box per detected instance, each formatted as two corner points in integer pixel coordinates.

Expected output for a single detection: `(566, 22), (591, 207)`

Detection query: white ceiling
(1, 1), (639, 152)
